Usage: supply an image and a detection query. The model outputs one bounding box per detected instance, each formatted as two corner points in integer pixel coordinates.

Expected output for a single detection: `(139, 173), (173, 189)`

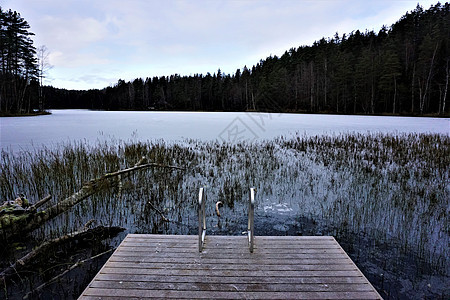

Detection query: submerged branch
(0, 225), (124, 281)
(103, 161), (186, 179)
(146, 200), (170, 222)
(30, 194), (52, 210)
(23, 248), (114, 300)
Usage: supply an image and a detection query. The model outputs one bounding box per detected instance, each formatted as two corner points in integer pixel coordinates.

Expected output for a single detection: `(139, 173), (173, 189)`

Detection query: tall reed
(1, 133), (448, 275)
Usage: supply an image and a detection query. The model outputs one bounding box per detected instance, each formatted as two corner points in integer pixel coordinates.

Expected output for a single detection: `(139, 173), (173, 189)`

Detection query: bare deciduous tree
(37, 45), (52, 111)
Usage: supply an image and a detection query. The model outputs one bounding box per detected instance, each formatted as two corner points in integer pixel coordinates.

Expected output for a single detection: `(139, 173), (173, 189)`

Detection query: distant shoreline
(1, 109), (449, 118)
(64, 108), (450, 118)
(0, 111), (52, 117)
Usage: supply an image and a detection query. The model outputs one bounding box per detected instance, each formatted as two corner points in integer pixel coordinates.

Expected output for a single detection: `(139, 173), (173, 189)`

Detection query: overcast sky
(3, 0), (439, 90)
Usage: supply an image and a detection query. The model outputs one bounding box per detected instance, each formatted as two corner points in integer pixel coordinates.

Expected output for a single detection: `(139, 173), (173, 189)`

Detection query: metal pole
(198, 187), (206, 252)
(248, 187), (255, 253)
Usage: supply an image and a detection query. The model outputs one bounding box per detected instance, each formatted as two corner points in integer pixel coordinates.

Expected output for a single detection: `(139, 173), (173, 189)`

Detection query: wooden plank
(100, 267), (363, 277)
(124, 236), (336, 248)
(88, 280), (375, 292)
(113, 250), (347, 259)
(79, 235), (382, 300)
(116, 246), (345, 254)
(108, 256), (353, 265)
(121, 234), (334, 241)
(104, 261), (358, 271)
(82, 288), (381, 299)
(126, 234), (334, 240)
(124, 237), (337, 245)
(94, 273), (370, 284)
(120, 239), (340, 246)
(120, 242), (341, 249)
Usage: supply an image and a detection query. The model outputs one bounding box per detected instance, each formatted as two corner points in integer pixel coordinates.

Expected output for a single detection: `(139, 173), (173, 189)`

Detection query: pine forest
(1, 3), (449, 116)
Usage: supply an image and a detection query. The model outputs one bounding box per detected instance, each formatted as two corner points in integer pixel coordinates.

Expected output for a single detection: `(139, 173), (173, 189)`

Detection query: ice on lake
(1, 109), (449, 152)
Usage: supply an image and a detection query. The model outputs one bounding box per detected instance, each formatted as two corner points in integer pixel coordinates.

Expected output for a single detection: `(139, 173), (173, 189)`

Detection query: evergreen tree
(0, 7), (38, 114)
(379, 45), (402, 114)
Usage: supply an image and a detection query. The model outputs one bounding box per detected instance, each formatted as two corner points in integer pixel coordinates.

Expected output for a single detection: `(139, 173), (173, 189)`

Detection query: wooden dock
(79, 234), (382, 299)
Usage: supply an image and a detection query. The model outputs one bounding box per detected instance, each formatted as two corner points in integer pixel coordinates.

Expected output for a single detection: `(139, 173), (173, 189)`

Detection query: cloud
(2, 0), (440, 90)
(75, 73), (118, 86)
(49, 51), (110, 68)
(49, 68), (120, 90)
(41, 16), (108, 49)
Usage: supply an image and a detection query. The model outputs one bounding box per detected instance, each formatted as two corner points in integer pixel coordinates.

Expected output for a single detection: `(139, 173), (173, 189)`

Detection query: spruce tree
(0, 7), (38, 114)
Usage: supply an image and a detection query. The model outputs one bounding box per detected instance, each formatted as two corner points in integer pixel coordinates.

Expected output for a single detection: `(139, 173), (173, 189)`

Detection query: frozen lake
(1, 109), (449, 152)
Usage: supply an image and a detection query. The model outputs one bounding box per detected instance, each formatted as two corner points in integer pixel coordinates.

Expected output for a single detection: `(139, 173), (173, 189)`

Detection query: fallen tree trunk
(1, 161), (185, 241)
(1, 194), (50, 217)
(0, 194), (52, 234)
(0, 225), (124, 281)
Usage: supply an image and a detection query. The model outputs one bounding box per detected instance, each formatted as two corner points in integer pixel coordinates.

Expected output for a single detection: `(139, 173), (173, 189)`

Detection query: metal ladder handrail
(198, 187), (255, 253)
(198, 187), (206, 252)
(248, 187), (255, 253)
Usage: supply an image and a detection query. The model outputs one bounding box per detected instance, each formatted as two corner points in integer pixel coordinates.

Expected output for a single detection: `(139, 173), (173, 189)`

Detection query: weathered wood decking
(79, 234), (382, 299)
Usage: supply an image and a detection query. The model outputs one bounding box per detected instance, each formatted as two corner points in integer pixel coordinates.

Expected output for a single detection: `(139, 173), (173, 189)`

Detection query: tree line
(2, 3), (449, 116)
